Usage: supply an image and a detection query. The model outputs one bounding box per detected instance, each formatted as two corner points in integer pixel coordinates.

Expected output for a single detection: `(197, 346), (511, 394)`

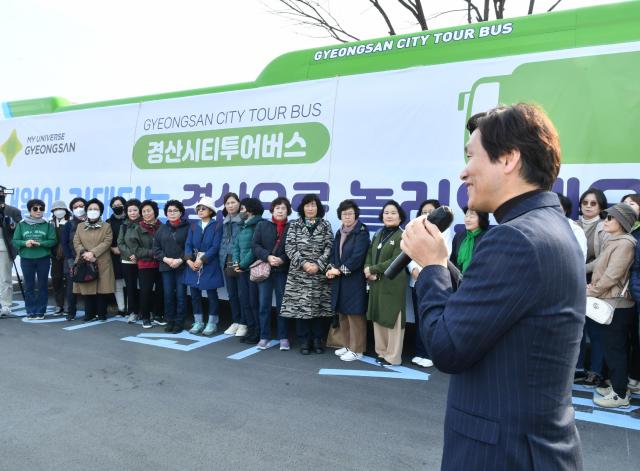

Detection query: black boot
(66, 312), (76, 321)
(313, 338), (324, 354)
(172, 322), (183, 334)
(164, 321), (175, 333)
(300, 341), (311, 355)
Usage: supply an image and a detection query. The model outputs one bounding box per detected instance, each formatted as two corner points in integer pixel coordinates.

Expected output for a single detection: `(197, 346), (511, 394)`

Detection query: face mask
(87, 210), (100, 220)
(239, 212), (249, 221)
(73, 207), (85, 218)
(53, 210), (66, 219)
(112, 206), (124, 215)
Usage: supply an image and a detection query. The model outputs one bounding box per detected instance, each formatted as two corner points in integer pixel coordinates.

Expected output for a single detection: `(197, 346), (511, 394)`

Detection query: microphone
(383, 205), (454, 280)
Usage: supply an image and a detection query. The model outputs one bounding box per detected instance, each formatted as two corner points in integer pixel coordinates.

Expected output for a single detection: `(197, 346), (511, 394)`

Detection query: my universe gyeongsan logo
(1, 130), (22, 167)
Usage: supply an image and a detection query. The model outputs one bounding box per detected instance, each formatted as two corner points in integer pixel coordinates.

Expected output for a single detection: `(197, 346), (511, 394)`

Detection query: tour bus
(1, 1), (639, 317)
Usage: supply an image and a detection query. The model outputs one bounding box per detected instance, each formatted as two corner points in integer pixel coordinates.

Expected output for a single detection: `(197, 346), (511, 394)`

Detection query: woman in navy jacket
(252, 197), (291, 350)
(184, 197), (223, 336)
(326, 200), (370, 361)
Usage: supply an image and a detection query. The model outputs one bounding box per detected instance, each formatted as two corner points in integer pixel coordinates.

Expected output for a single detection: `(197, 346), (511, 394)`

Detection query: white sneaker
(224, 323), (239, 335)
(418, 358), (434, 368)
(593, 390), (630, 408)
(235, 324), (248, 337)
(411, 356), (424, 365)
(0, 307), (11, 317)
(340, 351), (363, 362)
(628, 378), (640, 393)
(335, 347), (349, 356)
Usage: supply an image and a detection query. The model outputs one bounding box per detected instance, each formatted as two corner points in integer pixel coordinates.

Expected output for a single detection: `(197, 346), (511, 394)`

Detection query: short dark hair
(270, 197), (292, 215)
(417, 199), (441, 215)
(86, 198), (105, 215)
(336, 199), (360, 219)
(69, 197), (87, 211)
(466, 112), (486, 134)
(476, 103), (561, 191)
(578, 188), (607, 216)
(296, 194), (325, 218)
(222, 192), (240, 217)
(140, 200), (159, 218)
(241, 197), (264, 217)
(462, 206), (490, 230)
(621, 194), (640, 212)
(109, 196), (127, 208)
(27, 199), (46, 211)
(164, 199), (185, 216)
(556, 193), (572, 217)
(378, 200), (407, 225)
(125, 198), (142, 211)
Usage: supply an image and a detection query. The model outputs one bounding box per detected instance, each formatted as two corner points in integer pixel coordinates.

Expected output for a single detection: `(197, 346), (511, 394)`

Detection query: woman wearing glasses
(184, 197), (223, 336)
(12, 199), (57, 319)
(588, 203), (637, 408)
(575, 188), (608, 387)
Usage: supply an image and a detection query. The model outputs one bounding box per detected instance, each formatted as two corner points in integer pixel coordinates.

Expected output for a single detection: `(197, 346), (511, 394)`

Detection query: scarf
(112, 212), (126, 220)
(303, 217), (319, 234)
(272, 216), (287, 247)
(339, 220), (358, 258)
(24, 215), (45, 225)
(169, 219), (182, 227)
(140, 219), (159, 236)
(580, 215), (600, 226)
(84, 218), (103, 230)
(632, 220), (640, 233)
(457, 228), (483, 273)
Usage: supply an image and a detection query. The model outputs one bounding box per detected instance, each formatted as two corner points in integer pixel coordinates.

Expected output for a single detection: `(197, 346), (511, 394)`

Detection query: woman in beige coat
(588, 203), (637, 409)
(73, 198), (115, 322)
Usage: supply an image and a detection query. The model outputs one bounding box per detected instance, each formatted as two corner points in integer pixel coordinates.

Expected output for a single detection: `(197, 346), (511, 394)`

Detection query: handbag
(586, 280), (629, 325)
(72, 259), (99, 283)
(249, 259), (271, 283)
(224, 254), (240, 278)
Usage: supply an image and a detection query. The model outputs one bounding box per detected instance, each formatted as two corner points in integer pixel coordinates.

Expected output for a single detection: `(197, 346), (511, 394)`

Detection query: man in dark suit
(402, 104), (585, 470)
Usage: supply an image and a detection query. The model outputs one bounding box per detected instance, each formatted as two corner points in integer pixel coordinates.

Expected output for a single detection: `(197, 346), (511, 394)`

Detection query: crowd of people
(2, 186), (640, 390)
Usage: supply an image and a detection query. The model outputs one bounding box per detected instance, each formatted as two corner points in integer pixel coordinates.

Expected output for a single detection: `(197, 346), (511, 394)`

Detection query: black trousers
(50, 256), (66, 308)
(296, 318), (326, 342)
(138, 268), (163, 321)
(84, 294), (109, 319)
(64, 259), (77, 315)
(601, 306), (636, 396)
(121, 263), (139, 315)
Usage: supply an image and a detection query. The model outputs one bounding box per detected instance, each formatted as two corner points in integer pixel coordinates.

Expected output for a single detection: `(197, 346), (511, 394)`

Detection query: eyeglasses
(581, 201), (598, 207)
(196, 206), (209, 212)
(166, 209), (180, 214)
(341, 211), (356, 217)
(31, 206), (44, 212)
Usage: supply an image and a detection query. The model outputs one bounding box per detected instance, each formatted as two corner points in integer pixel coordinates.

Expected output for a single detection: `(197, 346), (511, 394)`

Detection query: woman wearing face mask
(184, 197), (224, 336)
(232, 197), (265, 343)
(218, 193), (245, 337)
(252, 197), (292, 350)
(62, 197), (87, 321)
(326, 200), (369, 361)
(106, 196), (127, 316)
(126, 200), (164, 329)
(588, 203), (637, 408)
(575, 188), (608, 387)
(364, 200), (407, 366)
(12, 199), (57, 320)
(49, 200), (69, 315)
(280, 194), (333, 355)
(450, 207), (490, 274)
(153, 200), (190, 334)
(72, 198), (115, 322)
(117, 199), (142, 323)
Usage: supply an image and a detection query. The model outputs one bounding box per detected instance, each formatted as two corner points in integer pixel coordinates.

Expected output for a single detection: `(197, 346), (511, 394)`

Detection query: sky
(0, 0), (629, 106)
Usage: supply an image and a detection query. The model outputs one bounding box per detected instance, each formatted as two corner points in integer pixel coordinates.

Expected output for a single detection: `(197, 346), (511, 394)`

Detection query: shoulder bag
(586, 280), (629, 325)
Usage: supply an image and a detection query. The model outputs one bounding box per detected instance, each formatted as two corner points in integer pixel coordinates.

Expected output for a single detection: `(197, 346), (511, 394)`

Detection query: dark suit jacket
(416, 192), (585, 470)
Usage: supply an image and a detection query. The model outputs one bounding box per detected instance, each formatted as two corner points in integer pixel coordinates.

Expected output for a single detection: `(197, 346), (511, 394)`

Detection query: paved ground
(1, 294), (640, 471)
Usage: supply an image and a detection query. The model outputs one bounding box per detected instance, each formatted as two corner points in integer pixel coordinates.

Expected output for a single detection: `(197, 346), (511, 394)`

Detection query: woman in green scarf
(451, 207), (490, 274)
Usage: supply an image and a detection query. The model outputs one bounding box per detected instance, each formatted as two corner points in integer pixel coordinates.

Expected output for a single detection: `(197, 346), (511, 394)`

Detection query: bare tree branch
(547, 0), (564, 12)
(493, 0), (505, 19)
(463, 1), (485, 22)
(528, 0), (535, 15)
(369, 0), (397, 36)
(483, 0), (490, 21)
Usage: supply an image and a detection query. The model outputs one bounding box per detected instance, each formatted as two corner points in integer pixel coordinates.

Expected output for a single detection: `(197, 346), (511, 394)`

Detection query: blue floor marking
(121, 332), (232, 351)
(227, 340), (280, 360)
(319, 355), (429, 381)
(63, 317), (128, 330)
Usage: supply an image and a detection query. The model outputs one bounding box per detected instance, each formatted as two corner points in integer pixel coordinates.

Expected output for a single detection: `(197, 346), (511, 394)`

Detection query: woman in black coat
(107, 196), (127, 316)
(450, 207), (489, 274)
(326, 200), (370, 361)
(252, 197), (292, 350)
